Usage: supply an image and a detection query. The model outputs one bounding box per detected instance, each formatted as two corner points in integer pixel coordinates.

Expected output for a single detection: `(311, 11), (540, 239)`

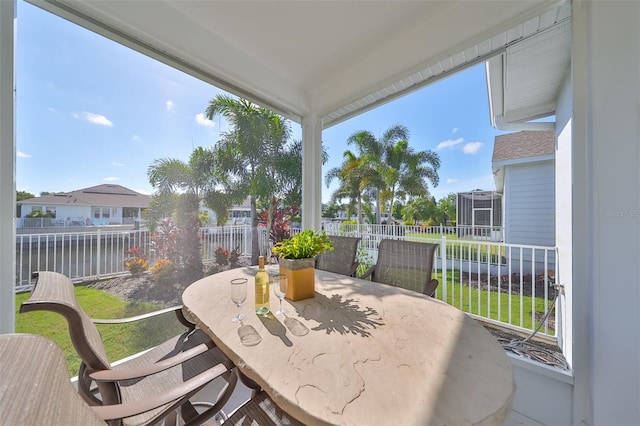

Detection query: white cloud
(17, 150), (31, 158)
(451, 127), (458, 134)
(131, 134), (142, 142)
(437, 137), (464, 150)
(195, 113), (215, 127)
(103, 176), (120, 182)
(446, 178), (458, 184)
(463, 142), (483, 154)
(166, 100), (174, 112)
(73, 111), (113, 127)
(111, 162), (124, 167)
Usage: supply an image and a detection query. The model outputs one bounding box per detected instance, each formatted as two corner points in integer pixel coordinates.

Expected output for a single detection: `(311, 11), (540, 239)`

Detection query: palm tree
(206, 95), (291, 264)
(325, 150), (366, 223)
(345, 124), (440, 222)
(380, 138), (440, 220)
(146, 148), (218, 282)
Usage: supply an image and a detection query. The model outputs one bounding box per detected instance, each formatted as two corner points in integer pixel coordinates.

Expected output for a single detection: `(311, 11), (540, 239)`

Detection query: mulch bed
(481, 322), (569, 370)
(457, 272), (558, 300)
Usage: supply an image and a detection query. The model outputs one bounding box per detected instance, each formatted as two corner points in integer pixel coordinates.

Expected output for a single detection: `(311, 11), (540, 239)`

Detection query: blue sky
(16, 0), (506, 204)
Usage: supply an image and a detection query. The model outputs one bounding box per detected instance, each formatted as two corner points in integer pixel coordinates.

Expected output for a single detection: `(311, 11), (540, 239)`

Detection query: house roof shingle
(492, 130), (555, 163)
(18, 184), (151, 208)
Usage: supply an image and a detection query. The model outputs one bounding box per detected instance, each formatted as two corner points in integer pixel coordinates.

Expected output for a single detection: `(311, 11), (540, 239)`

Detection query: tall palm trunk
(250, 196), (259, 265)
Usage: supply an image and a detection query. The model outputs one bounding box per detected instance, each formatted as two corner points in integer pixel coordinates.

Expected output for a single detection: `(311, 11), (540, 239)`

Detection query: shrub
(229, 248), (241, 267)
(215, 247), (230, 266)
(152, 259), (178, 285)
(124, 246), (148, 276)
(125, 258), (149, 276)
(339, 219), (357, 233)
(356, 244), (374, 277)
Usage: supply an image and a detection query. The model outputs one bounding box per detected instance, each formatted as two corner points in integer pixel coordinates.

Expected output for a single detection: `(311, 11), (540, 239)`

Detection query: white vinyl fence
(15, 225), (252, 291)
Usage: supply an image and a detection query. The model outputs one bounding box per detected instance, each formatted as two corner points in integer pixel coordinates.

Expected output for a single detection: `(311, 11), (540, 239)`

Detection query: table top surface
(182, 266), (515, 426)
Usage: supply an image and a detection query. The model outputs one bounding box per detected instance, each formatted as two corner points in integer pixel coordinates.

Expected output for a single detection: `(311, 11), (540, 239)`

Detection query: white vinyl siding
(504, 160), (555, 246)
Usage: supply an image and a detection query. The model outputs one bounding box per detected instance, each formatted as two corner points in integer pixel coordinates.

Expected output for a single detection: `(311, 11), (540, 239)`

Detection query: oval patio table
(183, 266), (515, 426)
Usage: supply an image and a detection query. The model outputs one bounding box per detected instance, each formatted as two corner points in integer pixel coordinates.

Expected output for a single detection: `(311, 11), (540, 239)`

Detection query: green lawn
(16, 287), (184, 377)
(434, 270), (555, 335)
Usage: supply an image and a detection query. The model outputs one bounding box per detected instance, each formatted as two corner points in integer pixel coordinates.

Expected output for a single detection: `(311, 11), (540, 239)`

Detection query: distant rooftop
(18, 184), (151, 208)
(492, 130), (555, 164)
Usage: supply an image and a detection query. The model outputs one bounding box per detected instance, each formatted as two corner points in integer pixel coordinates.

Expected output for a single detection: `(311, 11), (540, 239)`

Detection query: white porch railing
(16, 223), (557, 339)
(323, 222), (557, 339)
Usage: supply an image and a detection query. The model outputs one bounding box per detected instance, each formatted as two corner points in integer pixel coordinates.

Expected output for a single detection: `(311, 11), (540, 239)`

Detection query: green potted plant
(272, 230), (334, 300)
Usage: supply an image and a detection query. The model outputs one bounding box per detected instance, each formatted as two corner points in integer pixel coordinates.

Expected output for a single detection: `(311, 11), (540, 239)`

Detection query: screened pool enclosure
(456, 190), (502, 241)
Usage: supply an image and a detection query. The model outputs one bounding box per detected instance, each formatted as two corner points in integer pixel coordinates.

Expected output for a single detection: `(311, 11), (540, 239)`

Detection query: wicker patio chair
(359, 239), (439, 296)
(20, 271), (237, 426)
(315, 235), (361, 276)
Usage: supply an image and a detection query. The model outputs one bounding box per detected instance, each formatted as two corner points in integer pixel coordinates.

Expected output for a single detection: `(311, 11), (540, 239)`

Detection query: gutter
(493, 115), (556, 132)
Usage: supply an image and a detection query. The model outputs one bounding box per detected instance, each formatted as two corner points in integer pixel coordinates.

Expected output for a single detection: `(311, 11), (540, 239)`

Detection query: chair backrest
(20, 271), (111, 372)
(315, 235), (361, 276)
(371, 239), (439, 295)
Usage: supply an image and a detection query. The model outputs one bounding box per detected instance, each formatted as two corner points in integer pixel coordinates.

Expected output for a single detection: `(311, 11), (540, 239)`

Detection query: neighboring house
(492, 130), (555, 247)
(200, 197), (252, 225)
(17, 184), (151, 227)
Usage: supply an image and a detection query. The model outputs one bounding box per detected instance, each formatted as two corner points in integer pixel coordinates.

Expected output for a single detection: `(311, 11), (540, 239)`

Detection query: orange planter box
(279, 257), (315, 301)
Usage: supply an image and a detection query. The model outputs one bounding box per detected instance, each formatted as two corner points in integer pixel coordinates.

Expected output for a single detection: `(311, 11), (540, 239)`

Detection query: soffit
(487, 12), (572, 126)
(29, 0), (570, 128)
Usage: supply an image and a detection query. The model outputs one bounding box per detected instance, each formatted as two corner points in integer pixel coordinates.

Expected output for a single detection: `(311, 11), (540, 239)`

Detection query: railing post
(96, 229), (101, 279)
(440, 235), (447, 302)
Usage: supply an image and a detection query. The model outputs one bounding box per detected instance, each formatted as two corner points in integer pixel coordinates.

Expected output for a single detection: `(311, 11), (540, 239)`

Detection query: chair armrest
(92, 305), (196, 330)
(91, 364), (231, 421)
(423, 279), (439, 297)
(89, 341), (218, 382)
(348, 262), (359, 277)
(359, 265), (375, 280)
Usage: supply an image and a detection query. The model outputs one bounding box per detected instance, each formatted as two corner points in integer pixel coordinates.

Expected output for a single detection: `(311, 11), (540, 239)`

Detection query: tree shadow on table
(296, 293), (384, 337)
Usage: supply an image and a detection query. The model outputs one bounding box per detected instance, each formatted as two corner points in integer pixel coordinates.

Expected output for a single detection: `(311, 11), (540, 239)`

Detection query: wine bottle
(254, 255), (270, 315)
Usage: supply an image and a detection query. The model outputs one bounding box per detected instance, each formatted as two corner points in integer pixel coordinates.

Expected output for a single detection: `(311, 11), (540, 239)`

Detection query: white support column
(301, 113), (322, 231)
(572, 1), (640, 424)
(0, 0), (16, 334)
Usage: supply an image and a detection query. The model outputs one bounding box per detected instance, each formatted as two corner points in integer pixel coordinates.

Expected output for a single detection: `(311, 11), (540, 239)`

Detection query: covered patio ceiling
(28, 0), (570, 129)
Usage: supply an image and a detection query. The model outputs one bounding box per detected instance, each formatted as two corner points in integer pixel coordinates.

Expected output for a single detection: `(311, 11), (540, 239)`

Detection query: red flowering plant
(229, 247), (241, 268)
(214, 247), (230, 266)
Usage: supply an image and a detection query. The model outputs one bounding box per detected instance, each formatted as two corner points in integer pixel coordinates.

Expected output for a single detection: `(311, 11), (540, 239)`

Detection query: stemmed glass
(271, 274), (288, 316)
(230, 278), (247, 322)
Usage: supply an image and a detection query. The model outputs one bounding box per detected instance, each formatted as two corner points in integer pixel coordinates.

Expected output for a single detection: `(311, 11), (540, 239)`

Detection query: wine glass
(272, 274), (288, 316)
(230, 278), (247, 322)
